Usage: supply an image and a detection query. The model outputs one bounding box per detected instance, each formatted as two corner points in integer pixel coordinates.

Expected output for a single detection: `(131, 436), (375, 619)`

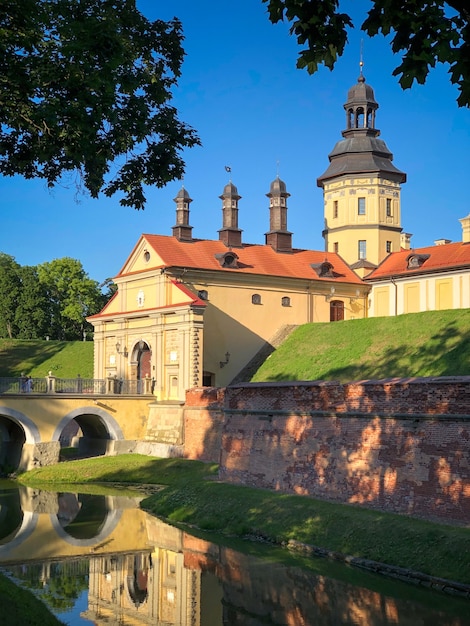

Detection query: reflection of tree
(8, 560), (88, 612)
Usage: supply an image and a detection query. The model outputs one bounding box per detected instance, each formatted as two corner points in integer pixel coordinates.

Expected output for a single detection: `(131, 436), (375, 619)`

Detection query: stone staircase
(230, 324), (298, 384)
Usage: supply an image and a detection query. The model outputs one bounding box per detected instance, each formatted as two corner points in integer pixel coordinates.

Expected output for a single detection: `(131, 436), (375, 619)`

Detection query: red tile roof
(118, 234), (363, 284)
(365, 241), (470, 280)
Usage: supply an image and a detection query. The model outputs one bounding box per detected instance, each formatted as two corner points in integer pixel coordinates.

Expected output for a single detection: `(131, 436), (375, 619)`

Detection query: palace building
(88, 72), (470, 402)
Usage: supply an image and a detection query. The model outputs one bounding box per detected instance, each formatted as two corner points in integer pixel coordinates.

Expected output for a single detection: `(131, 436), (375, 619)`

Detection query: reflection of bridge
(0, 486), (205, 625)
(0, 376), (170, 471)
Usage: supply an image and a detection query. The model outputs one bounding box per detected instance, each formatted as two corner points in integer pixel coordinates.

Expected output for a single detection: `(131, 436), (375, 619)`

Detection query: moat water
(0, 483), (468, 625)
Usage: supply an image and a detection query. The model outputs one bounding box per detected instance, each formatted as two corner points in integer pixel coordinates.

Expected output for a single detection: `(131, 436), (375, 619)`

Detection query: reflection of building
(83, 550), (201, 625)
(88, 70), (470, 401)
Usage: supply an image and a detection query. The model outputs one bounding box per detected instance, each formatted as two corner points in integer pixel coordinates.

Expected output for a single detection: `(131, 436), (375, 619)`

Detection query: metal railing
(0, 375), (155, 396)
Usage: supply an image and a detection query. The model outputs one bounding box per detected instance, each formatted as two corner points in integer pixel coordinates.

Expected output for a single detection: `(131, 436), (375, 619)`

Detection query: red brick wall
(183, 386), (225, 463)
(184, 379), (470, 524)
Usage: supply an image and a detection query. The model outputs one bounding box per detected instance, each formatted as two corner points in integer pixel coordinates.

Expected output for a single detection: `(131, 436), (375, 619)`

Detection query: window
(386, 198), (392, 217)
(281, 296), (290, 307)
(252, 293), (262, 305)
(333, 200), (338, 219)
(330, 300), (344, 322)
(358, 197), (366, 215)
(386, 241), (392, 253)
(358, 240), (367, 260)
(334, 242), (339, 254)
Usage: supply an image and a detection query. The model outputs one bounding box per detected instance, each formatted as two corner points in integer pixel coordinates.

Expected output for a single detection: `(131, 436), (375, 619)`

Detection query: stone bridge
(0, 375), (185, 471)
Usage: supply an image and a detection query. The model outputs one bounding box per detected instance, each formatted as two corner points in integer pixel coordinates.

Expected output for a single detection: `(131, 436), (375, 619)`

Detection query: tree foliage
(0, 253), (107, 340)
(0, 0), (200, 209)
(263, 0), (470, 107)
(37, 257), (103, 340)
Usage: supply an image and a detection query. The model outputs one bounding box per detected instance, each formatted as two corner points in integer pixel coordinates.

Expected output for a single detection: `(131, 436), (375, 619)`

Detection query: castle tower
(172, 186), (193, 241)
(218, 181), (243, 247)
(317, 71), (406, 272)
(265, 176), (292, 253)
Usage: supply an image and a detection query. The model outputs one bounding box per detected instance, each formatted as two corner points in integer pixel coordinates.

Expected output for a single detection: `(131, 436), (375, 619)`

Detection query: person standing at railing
(25, 376), (33, 393)
(20, 373), (27, 392)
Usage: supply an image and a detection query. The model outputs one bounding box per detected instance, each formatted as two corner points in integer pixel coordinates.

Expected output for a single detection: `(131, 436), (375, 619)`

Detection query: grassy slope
(0, 339), (94, 378)
(251, 309), (470, 382)
(18, 455), (470, 586)
(1, 309), (469, 383)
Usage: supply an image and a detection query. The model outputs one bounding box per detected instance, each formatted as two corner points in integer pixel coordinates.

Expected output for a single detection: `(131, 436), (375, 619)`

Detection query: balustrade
(0, 374), (155, 396)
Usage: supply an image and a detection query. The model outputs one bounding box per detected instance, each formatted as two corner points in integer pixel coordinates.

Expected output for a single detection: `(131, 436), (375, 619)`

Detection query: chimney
(459, 214), (470, 243)
(172, 187), (193, 241)
(400, 232), (412, 250)
(218, 182), (242, 247)
(265, 177), (292, 253)
(434, 238), (451, 246)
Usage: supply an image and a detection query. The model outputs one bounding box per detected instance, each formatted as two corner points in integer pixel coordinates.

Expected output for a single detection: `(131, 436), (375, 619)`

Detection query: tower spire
(359, 39), (364, 77)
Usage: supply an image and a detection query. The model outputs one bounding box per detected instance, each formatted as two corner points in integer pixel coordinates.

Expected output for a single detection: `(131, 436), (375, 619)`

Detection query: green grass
(17, 455), (470, 586)
(0, 572), (64, 625)
(2, 309), (469, 383)
(0, 339), (93, 378)
(251, 309), (470, 382)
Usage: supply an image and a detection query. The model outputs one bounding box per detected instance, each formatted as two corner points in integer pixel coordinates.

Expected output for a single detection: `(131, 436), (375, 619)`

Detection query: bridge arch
(0, 407), (41, 444)
(0, 407), (42, 472)
(52, 406), (125, 458)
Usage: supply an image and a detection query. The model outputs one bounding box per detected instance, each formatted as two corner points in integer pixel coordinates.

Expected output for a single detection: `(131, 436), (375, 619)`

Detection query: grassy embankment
(18, 455), (470, 586)
(1, 309), (469, 381)
(251, 309), (470, 382)
(0, 339), (93, 378)
(0, 568), (64, 626)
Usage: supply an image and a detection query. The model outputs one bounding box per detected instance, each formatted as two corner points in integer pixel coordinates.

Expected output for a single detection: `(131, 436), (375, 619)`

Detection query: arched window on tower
(356, 107), (365, 128)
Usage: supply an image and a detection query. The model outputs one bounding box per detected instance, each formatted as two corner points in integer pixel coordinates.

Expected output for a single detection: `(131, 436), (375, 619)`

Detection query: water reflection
(0, 484), (468, 625)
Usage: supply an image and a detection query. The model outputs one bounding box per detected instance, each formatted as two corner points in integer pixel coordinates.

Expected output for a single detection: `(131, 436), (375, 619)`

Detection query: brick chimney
(265, 177), (292, 253)
(218, 182), (242, 247)
(172, 187), (193, 241)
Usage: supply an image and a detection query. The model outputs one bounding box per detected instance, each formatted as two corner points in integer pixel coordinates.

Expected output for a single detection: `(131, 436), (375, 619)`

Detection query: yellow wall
(323, 176), (402, 266)
(368, 271), (470, 317)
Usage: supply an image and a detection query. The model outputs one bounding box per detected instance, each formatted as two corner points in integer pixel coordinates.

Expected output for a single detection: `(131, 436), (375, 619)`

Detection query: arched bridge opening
(0, 415), (26, 474)
(0, 404), (128, 472)
(54, 407), (126, 462)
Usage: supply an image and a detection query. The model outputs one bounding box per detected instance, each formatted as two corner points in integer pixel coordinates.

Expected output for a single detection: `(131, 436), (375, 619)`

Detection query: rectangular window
(358, 197), (366, 215)
(333, 200), (338, 219)
(358, 240), (367, 259)
(334, 242), (339, 253)
(386, 241), (392, 253)
(386, 198), (392, 217)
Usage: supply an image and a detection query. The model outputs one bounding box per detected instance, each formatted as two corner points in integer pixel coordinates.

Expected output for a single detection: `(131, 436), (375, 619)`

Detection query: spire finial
(276, 159), (280, 178)
(358, 39), (365, 82)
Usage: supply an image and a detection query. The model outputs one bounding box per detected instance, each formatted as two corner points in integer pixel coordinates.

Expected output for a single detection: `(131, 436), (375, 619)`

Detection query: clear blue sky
(2, 0), (469, 285)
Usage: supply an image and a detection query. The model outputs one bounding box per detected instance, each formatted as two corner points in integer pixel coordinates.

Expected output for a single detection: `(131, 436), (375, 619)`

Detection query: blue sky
(2, 0), (469, 285)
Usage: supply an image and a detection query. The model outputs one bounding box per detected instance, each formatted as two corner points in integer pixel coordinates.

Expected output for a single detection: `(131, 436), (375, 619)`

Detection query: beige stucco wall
(368, 270), (470, 317)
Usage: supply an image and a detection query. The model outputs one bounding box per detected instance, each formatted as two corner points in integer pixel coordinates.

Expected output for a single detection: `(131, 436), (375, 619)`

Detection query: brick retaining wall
(184, 378), (470, 524)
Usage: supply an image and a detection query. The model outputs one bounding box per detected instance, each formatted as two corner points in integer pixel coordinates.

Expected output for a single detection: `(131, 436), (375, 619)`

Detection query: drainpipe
(391, 276), (398, 316)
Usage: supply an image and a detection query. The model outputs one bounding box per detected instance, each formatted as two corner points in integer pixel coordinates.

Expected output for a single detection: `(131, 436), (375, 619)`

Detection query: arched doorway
(330, 300), (344, 322)
(137, 341), (151, 380)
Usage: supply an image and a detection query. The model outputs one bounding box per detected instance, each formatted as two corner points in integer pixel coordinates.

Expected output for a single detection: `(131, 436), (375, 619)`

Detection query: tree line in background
(0, 252), (114, 340)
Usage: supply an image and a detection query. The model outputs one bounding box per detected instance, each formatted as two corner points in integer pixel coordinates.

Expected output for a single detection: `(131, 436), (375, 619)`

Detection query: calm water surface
(0, 483), (468, 625)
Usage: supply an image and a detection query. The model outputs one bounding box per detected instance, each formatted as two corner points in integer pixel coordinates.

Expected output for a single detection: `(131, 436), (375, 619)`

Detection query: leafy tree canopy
(0, 0), (200, 209)
(263, 0), (470, 107)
